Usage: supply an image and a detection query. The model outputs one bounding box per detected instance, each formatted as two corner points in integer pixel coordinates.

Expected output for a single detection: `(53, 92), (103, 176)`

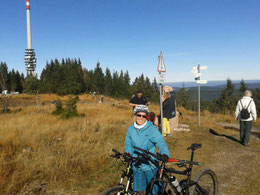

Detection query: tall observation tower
(25, 0), (36, 76)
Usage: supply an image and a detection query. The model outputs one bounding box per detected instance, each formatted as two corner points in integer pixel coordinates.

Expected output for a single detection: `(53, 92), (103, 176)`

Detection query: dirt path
(216, 122), (260, 138)
(205, 124), (260, 194)
(216, 122), (260, 132)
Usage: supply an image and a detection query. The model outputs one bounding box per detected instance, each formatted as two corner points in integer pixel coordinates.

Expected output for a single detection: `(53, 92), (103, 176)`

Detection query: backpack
(240, 100), (252, 120)
(147, 112), (156, 124)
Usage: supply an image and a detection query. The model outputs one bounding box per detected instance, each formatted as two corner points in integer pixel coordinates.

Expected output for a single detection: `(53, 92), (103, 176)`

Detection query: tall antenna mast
(25, 0), (36, 76)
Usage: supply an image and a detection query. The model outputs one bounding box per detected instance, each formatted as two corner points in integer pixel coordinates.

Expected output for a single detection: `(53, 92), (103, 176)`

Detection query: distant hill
(165, 80), (260, 101)
(165, 80), (260, 89)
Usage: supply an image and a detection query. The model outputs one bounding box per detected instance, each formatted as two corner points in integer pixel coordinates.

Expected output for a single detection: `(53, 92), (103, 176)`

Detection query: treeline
(176, 79), (260, 115)
(0, 59), (159, 102)
(0, 62), (25, 93)
(1, 59), (259, 115)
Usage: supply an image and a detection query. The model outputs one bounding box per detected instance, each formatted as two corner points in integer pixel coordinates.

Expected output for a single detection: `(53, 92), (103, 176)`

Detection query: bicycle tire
(190, 169), (218, 195)
(100, 185), (124, 195)
(100, 185), (135, 195)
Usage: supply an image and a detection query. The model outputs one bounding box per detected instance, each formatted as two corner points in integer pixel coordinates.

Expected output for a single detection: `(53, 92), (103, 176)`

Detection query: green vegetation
(24, 75), (39, 94)
(60, 96), (80, 119)
(52, 96), (80, 119)
(176, 78), (260, 115)
(52, 99), (64, 116)
(0, 59), (160, 103)
(0, 62), (25, 93)
(0, 59), (259, 116)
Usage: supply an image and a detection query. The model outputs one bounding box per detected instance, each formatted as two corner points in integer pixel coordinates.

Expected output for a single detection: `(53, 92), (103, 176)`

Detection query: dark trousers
(240, 120), (252, 145)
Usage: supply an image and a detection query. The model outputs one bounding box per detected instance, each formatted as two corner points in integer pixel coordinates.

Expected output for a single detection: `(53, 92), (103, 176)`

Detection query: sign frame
(157, 51), (166, 73)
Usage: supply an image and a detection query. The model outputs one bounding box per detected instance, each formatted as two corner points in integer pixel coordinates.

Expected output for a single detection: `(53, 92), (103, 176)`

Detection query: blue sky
(0, 0), (259, 82)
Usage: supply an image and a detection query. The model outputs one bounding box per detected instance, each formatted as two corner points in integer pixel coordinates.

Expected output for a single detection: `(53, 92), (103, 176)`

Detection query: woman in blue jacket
(125, 105), (170, 195)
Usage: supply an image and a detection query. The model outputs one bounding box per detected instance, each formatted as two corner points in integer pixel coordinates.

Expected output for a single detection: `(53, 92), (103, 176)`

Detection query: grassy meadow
(0, 94), (259, 194)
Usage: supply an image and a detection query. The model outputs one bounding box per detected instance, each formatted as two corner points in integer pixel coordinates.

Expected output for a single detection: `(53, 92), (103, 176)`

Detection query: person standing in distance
(235, 90), (257, 146)
(162, 92), (172, 137)
(129, 90), (150, 109)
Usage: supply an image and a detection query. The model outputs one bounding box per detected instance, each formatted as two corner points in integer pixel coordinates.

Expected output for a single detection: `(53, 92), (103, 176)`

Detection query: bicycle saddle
(187, 143), (202, 151)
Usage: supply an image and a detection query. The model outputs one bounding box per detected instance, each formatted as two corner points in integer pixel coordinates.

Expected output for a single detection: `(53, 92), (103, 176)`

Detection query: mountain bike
(134, 143), (218, 195)
(101, 149), (143, 195)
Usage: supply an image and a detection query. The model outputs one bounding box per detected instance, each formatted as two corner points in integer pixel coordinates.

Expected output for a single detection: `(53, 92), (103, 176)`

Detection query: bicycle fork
(119, 162), (133, 194)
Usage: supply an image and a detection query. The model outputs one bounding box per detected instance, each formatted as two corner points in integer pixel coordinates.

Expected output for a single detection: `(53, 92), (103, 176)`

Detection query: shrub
(60, 96), (79, 119)
(52, 99), (64, 115)
(52, 96), (79, 119)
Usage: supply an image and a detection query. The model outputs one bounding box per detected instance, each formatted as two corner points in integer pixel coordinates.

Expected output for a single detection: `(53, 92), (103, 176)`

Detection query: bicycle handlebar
(112, 148), (121, 155)
(111, 149), (146, 166)
(133, 146), (165, 162)
(111, 149), (132, 161)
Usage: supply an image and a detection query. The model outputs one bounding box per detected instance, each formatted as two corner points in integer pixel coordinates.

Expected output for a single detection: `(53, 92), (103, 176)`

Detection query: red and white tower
(25, 0), (36, 76)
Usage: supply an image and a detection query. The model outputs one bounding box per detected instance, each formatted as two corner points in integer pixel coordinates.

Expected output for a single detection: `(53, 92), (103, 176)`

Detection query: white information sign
(192, 67), (198, 74)
(200, 66), (207, 70)
(197, 80), (207, 84)
(158, 73), (165, 83)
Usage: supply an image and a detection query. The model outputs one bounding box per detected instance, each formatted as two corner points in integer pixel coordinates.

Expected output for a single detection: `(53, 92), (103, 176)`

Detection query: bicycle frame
(135, 144), (209, 195)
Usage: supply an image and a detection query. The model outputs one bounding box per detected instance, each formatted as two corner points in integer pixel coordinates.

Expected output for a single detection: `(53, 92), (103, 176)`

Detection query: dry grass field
(0, 94), (259, 194)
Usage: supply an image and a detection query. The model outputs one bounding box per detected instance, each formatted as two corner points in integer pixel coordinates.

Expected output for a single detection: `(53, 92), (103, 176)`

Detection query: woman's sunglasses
(136, 114), (147, 119)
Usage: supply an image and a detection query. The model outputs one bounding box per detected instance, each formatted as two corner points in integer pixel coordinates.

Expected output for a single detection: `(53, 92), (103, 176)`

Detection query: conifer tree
(144, 77), (152, 101)
(152, 78), (159, 92)
(123, 71), (131, 98)
(176, 83), (190, 109)
(104, 68), (113, 96)
(0, 62), (8, 91)
(9, 69), (18, 92)
(112, 71), (120, 98)
(132, 74), (145, 95)
(215, 79), (235, 114)
(239, 79), (247, 97)
(252, 89), (260, 115)
(151, 78), (159, 103)
(39, 58), (85, 95)
(20, 73), (25, 93)
(92, 62), (105, 94)
(118, 70), (126, 98)
(16, 71), (23, 93)
(24, 75), (39, 94)
(83, 69), (94, 92)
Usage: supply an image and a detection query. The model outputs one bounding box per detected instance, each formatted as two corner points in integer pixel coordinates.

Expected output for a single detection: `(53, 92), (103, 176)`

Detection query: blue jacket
(125, 121), (170, 171)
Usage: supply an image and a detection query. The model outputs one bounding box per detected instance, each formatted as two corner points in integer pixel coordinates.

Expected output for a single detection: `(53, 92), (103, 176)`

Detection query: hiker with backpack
(235, 90), (257, 146)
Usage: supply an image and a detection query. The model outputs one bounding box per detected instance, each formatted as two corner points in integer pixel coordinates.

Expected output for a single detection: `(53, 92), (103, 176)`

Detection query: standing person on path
(125, 105), (169, 194)
(235, 90), (257, 146)
(162, 92), (172, 137)
(129, 90), (150, 109)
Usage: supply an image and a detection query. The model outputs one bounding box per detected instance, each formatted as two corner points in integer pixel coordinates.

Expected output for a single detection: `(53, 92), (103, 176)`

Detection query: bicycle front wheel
(190, 169), (218, 195)
(100, 185), (124, 195)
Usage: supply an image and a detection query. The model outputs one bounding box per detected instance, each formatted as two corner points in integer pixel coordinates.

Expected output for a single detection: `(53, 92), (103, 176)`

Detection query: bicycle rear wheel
(190, 169), (218, 195)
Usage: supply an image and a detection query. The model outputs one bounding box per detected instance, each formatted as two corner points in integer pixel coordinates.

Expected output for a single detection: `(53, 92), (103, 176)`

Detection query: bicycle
(101, 149), (144, 195)
(134, 143), (218, 195)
